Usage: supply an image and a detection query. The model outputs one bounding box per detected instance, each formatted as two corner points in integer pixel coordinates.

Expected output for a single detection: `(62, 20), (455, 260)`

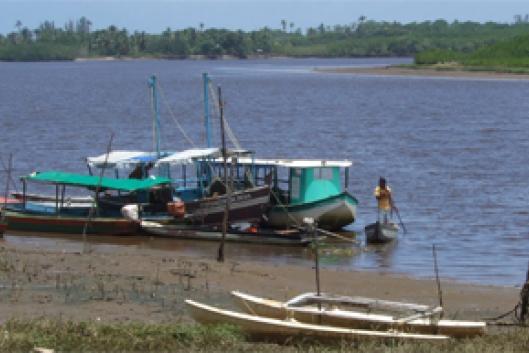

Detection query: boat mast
(148, 75), (162, 159)
(203, 72), (212, 148)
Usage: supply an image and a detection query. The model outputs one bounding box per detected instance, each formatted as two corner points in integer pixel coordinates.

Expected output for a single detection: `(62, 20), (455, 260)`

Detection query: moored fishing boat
(205, 158), (358, 231)
(185, 299), (449, 342)
(365, 221), (398, 244)
(231, 291), (486, 338)
(4, 171), (172, 235)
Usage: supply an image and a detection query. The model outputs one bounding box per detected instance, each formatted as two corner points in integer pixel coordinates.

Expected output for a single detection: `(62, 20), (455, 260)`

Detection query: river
(1, 57), (528, 286)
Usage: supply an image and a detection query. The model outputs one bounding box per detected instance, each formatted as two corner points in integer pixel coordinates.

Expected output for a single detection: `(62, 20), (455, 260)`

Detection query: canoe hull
(265, 192), (357, 231)
(3, 210), (139, 235)
(186, 299), (448, 342)
(141, 221), (315, 246)
(365, 222), (398, 244)
(231, 291), (486, 338)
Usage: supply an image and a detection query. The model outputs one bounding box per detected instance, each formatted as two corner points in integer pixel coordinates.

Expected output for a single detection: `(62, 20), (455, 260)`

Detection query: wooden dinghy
(140, 220), (318, 246)
(185, 299), (448, 342)
(365, 221), (398, 244)
(231, 291), (486, 338)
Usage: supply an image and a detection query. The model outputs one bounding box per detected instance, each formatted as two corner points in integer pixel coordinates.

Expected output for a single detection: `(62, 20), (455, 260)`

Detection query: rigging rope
(484, 267), (529, 325)
(207, 81), (242, 150)
(156, 79), (196, 148)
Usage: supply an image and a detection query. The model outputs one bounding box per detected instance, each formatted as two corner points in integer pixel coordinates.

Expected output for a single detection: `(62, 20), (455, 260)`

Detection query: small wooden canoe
(365, 221), (398, 244)
(141, 220), (317, 246)
(231, 291), (486, 338)
(185, 299), (448, 342)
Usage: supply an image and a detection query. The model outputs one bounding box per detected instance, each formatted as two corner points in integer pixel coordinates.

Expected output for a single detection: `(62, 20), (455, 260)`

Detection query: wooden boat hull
(11, 192), (92, 204)
(365, 222), (398, 244)
(185, 186), (270, 225)
(231, 291), (486, 338)
(264, 192), (357, 231)
(185, 299), (448, 342)
(140, 221), (316, 246)
(3, 209), (139, 235)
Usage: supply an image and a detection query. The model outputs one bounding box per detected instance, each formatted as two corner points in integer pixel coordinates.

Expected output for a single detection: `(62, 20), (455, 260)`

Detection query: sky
(1, 0), (528, 34)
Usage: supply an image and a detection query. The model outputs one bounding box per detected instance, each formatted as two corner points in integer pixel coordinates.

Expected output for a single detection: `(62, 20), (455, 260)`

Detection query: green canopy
(23, 171), (171, 192)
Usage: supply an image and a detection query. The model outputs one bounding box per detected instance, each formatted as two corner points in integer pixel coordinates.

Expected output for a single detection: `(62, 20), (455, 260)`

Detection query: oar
(392, 205), (407, 234)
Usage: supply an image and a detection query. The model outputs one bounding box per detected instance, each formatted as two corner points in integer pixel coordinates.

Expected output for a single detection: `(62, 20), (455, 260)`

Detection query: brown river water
(1, 57), (528, 286)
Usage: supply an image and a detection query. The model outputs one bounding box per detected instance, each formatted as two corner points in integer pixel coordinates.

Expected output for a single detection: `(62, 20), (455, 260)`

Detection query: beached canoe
(140, 220), (318, 246)
(231, 291), (486, 338)
(185, 299), (449, 342)
(365, 221), (398, 244)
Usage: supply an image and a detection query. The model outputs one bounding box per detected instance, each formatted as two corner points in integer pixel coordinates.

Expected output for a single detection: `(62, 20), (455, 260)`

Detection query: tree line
(2, 16), (529, 61)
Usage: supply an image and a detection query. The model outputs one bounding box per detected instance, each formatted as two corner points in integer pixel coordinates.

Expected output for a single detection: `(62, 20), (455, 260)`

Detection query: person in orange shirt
(374, 177), (393, 223)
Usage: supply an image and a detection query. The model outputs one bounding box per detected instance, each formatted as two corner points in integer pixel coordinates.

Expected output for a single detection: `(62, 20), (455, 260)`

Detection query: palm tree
(281, 19), (287, 32)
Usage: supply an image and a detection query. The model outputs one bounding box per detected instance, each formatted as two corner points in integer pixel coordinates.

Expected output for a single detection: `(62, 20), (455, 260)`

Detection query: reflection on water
(1, 57), (529, 286)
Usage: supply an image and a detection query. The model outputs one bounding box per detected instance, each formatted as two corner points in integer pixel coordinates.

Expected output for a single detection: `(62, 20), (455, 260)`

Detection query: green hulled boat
(205, 158), (358, 231)
(5, 171), (172, 235)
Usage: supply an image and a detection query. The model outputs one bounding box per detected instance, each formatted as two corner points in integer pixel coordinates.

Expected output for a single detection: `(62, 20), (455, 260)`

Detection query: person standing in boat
(129, 162), (154, 179)
(374, 177), (393, 223)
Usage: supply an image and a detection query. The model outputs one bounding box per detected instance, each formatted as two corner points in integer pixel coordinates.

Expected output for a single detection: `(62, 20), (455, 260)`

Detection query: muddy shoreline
(0, 239), (519, 324)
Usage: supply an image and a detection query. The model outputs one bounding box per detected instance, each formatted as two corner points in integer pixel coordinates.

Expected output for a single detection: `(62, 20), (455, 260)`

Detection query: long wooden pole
(82, 133), (114, 251)
(310, 221), (322, 323)
(0, 155), (17, 193)
(432, 244), (444, 318)
(217, 86), (229, 263)
(203, 73), (212, 148)
(2, 154), (12, 211)
(1, 154), (12, 235)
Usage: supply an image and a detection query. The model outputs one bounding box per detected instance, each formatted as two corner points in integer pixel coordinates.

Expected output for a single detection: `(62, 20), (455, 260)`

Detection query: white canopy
(86, 151), (159, 168)
(155, 148), (220, 166)
(217, 157), (352, 168)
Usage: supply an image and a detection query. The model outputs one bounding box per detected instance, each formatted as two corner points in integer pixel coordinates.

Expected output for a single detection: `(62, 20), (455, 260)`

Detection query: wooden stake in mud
(82, 133), (114, 252)
(432, 244), (444, 318)
(217, 86), (230, 263)
(519, 260), (529, 323)
(305, 217), (323, 323)
(305, 218), (321, 300)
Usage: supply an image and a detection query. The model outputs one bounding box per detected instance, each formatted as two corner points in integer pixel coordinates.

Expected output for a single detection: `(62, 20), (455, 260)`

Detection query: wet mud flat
(0, 240), (519, 324)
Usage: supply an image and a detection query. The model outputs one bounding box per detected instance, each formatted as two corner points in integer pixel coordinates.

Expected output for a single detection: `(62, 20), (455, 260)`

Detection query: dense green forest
(1, 16), (529, 61)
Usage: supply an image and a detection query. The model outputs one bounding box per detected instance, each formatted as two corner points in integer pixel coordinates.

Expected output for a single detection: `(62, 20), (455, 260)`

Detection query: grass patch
(0, 319), (528, 352)
(0, 319), (244, 352)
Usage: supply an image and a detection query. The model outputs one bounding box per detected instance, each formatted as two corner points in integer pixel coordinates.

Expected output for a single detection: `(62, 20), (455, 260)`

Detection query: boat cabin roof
(155, 148), (252, 166)
(217, 157), (352, 168)
(22, 171), (171, 192)
(87, 148), (253, 168)
(87, 151), (161, 168)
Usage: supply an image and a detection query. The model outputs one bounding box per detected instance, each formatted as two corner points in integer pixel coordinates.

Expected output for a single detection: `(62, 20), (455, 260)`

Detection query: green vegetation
(0, 319), (528, 353)
(3, 16), (529, 61)
(415, 34), (529, 72)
